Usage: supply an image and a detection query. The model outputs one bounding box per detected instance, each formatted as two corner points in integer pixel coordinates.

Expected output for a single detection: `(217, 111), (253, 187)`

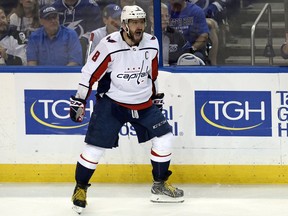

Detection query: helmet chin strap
(125, 23), (132, 38)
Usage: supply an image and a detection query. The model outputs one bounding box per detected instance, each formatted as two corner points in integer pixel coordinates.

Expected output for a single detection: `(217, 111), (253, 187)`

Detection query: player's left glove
(70, 95), (86, 122)
(152, 93), (165, 111)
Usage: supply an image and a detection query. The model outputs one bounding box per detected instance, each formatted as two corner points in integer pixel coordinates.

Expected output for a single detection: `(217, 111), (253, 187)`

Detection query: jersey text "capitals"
(117, 71), (148, 82)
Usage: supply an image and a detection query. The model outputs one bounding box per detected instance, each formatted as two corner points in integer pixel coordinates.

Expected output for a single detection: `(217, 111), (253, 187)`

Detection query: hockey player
(69, 5), (184, 214)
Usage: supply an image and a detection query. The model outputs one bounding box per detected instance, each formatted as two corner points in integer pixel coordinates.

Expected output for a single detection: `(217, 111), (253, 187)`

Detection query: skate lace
(72, 187), (87, 203)
(164, 182), (178, 196)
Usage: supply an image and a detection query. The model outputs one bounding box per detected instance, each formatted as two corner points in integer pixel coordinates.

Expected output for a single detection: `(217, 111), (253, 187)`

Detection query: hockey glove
(70, 95), (86, 122)
(152, 93), (165, 111)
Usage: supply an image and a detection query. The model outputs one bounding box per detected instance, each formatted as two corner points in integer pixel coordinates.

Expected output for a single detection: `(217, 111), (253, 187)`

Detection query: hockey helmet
(121, 5), (146, 24)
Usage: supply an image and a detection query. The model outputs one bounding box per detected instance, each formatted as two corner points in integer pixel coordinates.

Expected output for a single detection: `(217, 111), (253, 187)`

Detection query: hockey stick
(87, 32), (95, 56)
(280, 0), (288, 58)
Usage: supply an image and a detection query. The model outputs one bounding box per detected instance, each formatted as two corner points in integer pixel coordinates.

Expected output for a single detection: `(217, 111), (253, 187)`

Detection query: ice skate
(71, 183), (90, 214)
(150, 181), (184, 203)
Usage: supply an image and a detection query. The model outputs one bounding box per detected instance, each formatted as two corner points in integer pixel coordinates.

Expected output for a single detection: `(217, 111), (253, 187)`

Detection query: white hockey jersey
(88, 26), (107, 56)
(78, 30), (159, 110)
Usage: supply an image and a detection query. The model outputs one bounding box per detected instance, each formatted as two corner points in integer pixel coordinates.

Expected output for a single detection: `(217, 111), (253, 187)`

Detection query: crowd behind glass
(1, 0), (279, 67)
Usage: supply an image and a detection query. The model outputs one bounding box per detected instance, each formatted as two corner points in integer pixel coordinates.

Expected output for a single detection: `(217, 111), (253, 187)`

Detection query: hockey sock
(75, 162), (95, 185)
(151, 160), (171, 182)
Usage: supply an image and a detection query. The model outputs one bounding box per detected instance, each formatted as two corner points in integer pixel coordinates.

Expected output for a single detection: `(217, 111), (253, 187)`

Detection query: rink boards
(1, 66), (288, 183)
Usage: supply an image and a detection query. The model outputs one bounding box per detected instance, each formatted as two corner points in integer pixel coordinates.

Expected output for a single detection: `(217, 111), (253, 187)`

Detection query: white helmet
(121, 5), (146, 24)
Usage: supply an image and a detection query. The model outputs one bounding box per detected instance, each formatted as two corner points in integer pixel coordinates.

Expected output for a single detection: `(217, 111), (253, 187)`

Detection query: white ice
(1, 183), (288, 216)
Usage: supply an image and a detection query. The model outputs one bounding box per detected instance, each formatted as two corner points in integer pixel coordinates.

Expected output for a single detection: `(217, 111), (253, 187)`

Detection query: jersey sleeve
(77, 40), (111, 100)
(90, 30), (104, 55)
(150, 36), (159, 95)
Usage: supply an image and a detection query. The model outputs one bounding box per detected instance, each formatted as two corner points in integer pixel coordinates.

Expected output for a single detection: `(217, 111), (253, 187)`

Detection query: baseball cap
(40, 5), (58, 19)
(103, 4), (122, 19)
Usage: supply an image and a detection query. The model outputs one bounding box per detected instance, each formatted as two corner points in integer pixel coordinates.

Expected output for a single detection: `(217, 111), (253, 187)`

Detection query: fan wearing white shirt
(87, 3), (122, 56)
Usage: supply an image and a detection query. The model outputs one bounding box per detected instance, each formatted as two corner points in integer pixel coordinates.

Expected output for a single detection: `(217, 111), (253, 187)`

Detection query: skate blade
(72, 205), (84, 214)
(150, 194), (184, 203)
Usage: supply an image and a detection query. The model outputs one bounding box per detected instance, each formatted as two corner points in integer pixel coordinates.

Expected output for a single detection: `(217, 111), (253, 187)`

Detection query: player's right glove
(70, 95), (86, 122)
(152, 93), (165, 111)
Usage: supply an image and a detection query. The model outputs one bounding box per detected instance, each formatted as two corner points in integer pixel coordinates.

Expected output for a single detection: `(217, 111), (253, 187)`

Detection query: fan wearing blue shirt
(26, 5), (82, 66)
(168, 0), (210, 64)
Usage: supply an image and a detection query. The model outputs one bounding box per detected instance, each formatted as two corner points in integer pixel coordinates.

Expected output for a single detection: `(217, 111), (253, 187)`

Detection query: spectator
(26, 5), (82, 66)
(52, 0), (103, 40)
(38, 0), (56, 8)
(192, 0), (226, 23)
(117, 0), (150, 10)
(192, 0), (223, 65)
(87, 4), (122, 56)
(96, 0), (118, 10)
(168, 0), (210, 64)
(0, 0), (18, 18)
(149, 3), (190, 65)
(9, 0), (41, 45)
(52, 0), (103, 64)
(118, 0), (136, 8)
(0, 7), (27, 65)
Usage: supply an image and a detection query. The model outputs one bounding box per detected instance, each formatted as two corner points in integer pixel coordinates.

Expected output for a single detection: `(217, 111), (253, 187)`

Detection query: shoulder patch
(106, 36), (116, 43)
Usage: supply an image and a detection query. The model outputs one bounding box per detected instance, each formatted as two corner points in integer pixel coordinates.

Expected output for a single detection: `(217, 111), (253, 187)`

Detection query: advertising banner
(1, 70), (288, 166)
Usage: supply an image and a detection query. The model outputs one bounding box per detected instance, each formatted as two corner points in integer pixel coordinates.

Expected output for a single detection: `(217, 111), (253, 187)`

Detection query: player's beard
(128, 29), (143, 44)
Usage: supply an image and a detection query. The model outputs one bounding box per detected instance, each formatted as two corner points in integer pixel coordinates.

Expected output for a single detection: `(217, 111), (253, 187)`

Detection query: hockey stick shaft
(87, 32), (95, 56)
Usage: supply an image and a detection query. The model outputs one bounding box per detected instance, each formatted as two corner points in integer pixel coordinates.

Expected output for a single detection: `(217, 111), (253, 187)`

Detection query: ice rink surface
(1, 183), (288, 216)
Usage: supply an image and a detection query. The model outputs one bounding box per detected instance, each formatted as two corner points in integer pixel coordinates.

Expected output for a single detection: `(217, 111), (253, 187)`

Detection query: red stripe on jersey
(80, 154), (98, 165)
(151, 54), (159, 96)
(89, 55), (112, 86)
(151, 150), (172, 158)
(151, 54), (158, 81)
